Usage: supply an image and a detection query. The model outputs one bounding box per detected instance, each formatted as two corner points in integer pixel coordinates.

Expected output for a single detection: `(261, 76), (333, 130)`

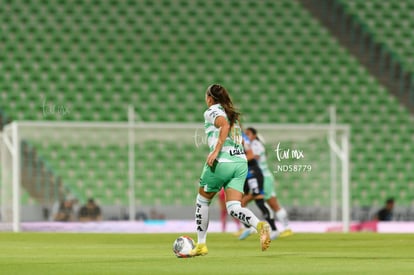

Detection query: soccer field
(0, 233), (413, 274)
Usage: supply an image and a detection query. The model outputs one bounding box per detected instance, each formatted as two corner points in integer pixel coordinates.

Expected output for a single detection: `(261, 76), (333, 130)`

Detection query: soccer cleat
(238, 227), (256, 240)
(279, 229), (293, 238)
(233, 228), (245, 237)
(190, 243), (208, 257)
(257, 221), (271, 251)
(270, 230), (279, 240)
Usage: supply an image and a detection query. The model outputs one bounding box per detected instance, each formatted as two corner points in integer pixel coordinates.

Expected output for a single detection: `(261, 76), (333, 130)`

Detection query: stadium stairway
(298, 0), (414, 112)
(20, 141), (67, 205)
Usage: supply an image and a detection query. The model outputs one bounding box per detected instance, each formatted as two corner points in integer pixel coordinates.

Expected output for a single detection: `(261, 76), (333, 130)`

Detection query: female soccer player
(238, 132), (279, 240)
(245, 127), (293, 237)
(191, 84), (271, 256)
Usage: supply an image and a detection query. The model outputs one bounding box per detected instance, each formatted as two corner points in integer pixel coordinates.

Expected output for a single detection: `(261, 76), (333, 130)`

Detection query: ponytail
(207, 84), (240, 127)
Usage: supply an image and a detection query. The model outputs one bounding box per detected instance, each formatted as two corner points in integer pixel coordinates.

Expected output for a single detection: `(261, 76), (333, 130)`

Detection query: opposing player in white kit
(246, 127), (293, 237)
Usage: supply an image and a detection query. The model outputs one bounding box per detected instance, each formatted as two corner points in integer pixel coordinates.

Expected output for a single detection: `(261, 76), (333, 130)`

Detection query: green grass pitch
(0, 233), (413, 274)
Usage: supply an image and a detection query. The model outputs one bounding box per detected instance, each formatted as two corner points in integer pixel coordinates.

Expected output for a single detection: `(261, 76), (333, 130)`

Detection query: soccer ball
(172, 235), (195, 258)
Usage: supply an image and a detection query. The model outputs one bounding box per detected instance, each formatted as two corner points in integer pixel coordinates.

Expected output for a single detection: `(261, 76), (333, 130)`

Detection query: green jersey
(204, 104), (246, 163)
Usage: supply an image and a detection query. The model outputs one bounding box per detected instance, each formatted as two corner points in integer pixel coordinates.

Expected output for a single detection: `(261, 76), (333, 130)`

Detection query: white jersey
(204, 104), (246, 163)
(250, 139), (272, 177)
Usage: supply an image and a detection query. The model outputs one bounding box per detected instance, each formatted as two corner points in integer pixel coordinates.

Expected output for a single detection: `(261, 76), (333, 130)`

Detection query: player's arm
(244, 146), (256, 161)
(206, 116), (229, 167)
(250, 142), (261, 160)
(242, 139), (256, 161)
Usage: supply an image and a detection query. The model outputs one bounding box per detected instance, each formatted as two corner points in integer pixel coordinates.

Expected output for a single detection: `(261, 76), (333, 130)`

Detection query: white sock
(226, 200), (260, 229)
(195, 194), (211, 244)
(276, 208), (290, 230)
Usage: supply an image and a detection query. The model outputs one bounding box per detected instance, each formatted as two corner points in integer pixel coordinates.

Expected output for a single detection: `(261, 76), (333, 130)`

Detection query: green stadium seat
(1, 0), (413, 206)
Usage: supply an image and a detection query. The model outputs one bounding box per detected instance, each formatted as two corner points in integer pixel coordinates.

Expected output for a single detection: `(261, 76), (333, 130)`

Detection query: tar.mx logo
(193, 127), (207, 148)
(275, 142), (304, 161)
(42, 96), (71, 117)
(274, 142), (311, 173)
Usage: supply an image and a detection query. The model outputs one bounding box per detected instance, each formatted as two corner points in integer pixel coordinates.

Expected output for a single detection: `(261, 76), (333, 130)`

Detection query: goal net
(0, 121), (350, 232)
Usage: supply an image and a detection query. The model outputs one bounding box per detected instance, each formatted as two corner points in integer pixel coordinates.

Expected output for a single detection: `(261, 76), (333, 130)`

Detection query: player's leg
(233, 216), (242, 232)
(239, 172), (277, 239)
(225, 163), (271, 251)
(195, 187), (216, 245)
(225, 188), (270, 250)
(264, 175), (292, 237)
(240, 195), (279, 240)
(254, 196), (277, 231)
(239, 179), (257, 239)
(241, 192), (254, 207)
(191, 164), (221, 256)
(218, 188), (227, 232)
(221, 188), (242, 234)
(249, 171), (278, 234)
(271, 196), (292, 237)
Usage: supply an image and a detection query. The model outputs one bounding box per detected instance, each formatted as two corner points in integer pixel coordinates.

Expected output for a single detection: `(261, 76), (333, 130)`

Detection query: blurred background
(0, 0), (413, 228)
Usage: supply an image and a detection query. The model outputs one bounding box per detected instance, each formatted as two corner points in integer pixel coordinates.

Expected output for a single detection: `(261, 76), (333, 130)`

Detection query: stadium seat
(0, 0), (412, 207)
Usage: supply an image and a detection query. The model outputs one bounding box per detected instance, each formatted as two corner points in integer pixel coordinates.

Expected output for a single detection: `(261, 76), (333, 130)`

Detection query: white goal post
(0, 118), (350, 233)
